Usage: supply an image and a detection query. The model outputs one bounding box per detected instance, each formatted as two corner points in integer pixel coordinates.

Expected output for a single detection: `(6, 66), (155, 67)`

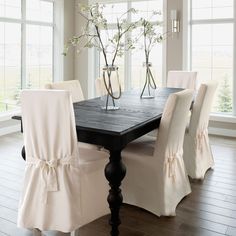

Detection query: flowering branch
(63, 3), (139, 67)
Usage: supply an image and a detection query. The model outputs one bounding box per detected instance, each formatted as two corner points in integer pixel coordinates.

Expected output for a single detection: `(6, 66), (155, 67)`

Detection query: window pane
(191, 23), (233, 114)
(0, 0), (21, 19)
(99, 1), (163, 92)
(131, 1), (163, 89)
(131, 0), (163, 22)
(0, 22), (21, 113)
(26, 25), (53, 89)
(131, 28), (162, 89)
(191, 0), (233, 20)
(26, 0), (53, 23)
(102, 3), (127, 24)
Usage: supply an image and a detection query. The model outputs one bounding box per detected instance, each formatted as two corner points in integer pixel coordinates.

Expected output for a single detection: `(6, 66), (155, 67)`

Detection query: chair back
(21, 90), (79, 162)
(155, 89), (194, 158)
(95, 77), (120, 96)
(167, 71), (197, 90)
(45, 80), (84, 103)
(188, 83), (217, 136)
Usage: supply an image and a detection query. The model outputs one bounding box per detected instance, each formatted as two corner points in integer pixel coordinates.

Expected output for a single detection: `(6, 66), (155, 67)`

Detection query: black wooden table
(14, 87), (182, 236)
(73, 87), (182, 235)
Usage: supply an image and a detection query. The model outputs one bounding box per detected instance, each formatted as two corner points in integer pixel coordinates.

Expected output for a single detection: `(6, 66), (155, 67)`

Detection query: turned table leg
(21, 146), (26, 161)
(105, 150), (126, 236)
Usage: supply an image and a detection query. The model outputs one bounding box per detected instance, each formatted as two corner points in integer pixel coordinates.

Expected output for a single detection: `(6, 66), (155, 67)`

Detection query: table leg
(21, 146), (26, 161)
(105, 150), (126, 236)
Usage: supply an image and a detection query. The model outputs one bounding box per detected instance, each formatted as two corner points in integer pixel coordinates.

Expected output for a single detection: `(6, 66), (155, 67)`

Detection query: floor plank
(0, 132), (236, 236)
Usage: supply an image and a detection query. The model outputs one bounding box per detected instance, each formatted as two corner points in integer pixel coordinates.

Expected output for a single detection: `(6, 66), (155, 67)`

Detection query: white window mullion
(0, 17), (22, 23)
(52, 1), (55, 83)
(233, 0), (236, 115)
(21, 0), (26, 89)
(191, 18), (234, 25)
(124, 1), (131, 91)
(0, 17), (54, 27)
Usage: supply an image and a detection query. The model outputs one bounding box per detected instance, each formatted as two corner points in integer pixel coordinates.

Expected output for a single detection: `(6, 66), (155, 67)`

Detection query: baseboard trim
(208, 127), (236, 138)
(0, 124), (21, 137)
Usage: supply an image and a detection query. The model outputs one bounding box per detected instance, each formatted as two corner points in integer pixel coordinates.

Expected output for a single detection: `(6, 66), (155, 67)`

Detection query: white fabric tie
(27, 156), (78, 204)
(166, 150), (182, 182)
(196, 129), (207, 154)
(38, 159), (58, 192)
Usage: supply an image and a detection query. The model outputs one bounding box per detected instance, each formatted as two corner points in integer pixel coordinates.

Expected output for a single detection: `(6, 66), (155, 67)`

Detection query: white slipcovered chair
(45, 80), (100, 150)
(183, 83), (217, 179)
(45, 80), (84, 103)
(18, 90), (109, 234)
(167, 71), (197, 90)
(122, 89), (194, 216)
(95, 77), (120, 97)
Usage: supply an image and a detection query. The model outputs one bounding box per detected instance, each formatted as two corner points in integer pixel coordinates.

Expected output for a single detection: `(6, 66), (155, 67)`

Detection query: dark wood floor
(0, 132), (236, 236)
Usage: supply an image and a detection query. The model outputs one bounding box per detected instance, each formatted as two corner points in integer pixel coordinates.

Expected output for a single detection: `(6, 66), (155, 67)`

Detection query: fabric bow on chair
(166, 150), (183, 182)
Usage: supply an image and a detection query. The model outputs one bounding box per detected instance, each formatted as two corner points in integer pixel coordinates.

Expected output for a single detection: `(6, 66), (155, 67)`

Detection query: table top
(74, 87), (182, 150)
(13, 87), (183, 150)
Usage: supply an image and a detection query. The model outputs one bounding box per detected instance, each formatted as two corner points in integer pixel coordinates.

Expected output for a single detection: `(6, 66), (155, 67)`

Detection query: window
(0, 0), (54, 114)
(98, 0), (163, 92)
(189, 0), (234, 114)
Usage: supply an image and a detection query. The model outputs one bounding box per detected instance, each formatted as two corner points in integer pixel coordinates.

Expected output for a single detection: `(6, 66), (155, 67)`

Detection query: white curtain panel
(122, 89), (194, 216)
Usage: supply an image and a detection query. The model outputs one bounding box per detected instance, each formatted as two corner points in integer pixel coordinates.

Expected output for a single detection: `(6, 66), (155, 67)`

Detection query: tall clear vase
(140, 62), (157, 99)
(101, 65), (121, 110)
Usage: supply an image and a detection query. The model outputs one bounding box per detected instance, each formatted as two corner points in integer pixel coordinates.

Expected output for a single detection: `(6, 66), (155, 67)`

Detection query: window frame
(184, 0), (236, 117)
(0, 0), (58, 116)
(90, 0), (166, 94)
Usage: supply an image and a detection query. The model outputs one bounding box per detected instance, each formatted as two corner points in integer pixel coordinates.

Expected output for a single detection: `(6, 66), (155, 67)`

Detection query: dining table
(14, 87), (183, 236)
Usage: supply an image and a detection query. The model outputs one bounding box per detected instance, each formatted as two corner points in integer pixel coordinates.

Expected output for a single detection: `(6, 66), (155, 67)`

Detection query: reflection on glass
(26, 25), (53, 89)
(0, 22), (21, 112)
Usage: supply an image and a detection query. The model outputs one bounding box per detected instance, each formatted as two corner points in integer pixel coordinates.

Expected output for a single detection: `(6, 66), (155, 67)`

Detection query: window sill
(0, 109), (21, 122)
(0, 111), (235, 124)
(210, 114), (236, 123)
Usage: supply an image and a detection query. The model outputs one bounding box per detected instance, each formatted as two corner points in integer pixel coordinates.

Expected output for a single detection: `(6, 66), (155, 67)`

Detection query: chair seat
(78, 142), (101, 150)
(78, 147), (109, 174)
(122, 135), (156, 158)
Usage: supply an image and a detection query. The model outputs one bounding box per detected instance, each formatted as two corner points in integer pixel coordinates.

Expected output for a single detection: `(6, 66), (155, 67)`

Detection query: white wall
(64, 0), (75, 81)
(166, 0), (184, 72)
(74, 0), (90, 98)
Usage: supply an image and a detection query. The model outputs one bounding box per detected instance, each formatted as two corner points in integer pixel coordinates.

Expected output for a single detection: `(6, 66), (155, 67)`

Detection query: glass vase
(140, 62), (157, 99)
(101, 65), (121, 110)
